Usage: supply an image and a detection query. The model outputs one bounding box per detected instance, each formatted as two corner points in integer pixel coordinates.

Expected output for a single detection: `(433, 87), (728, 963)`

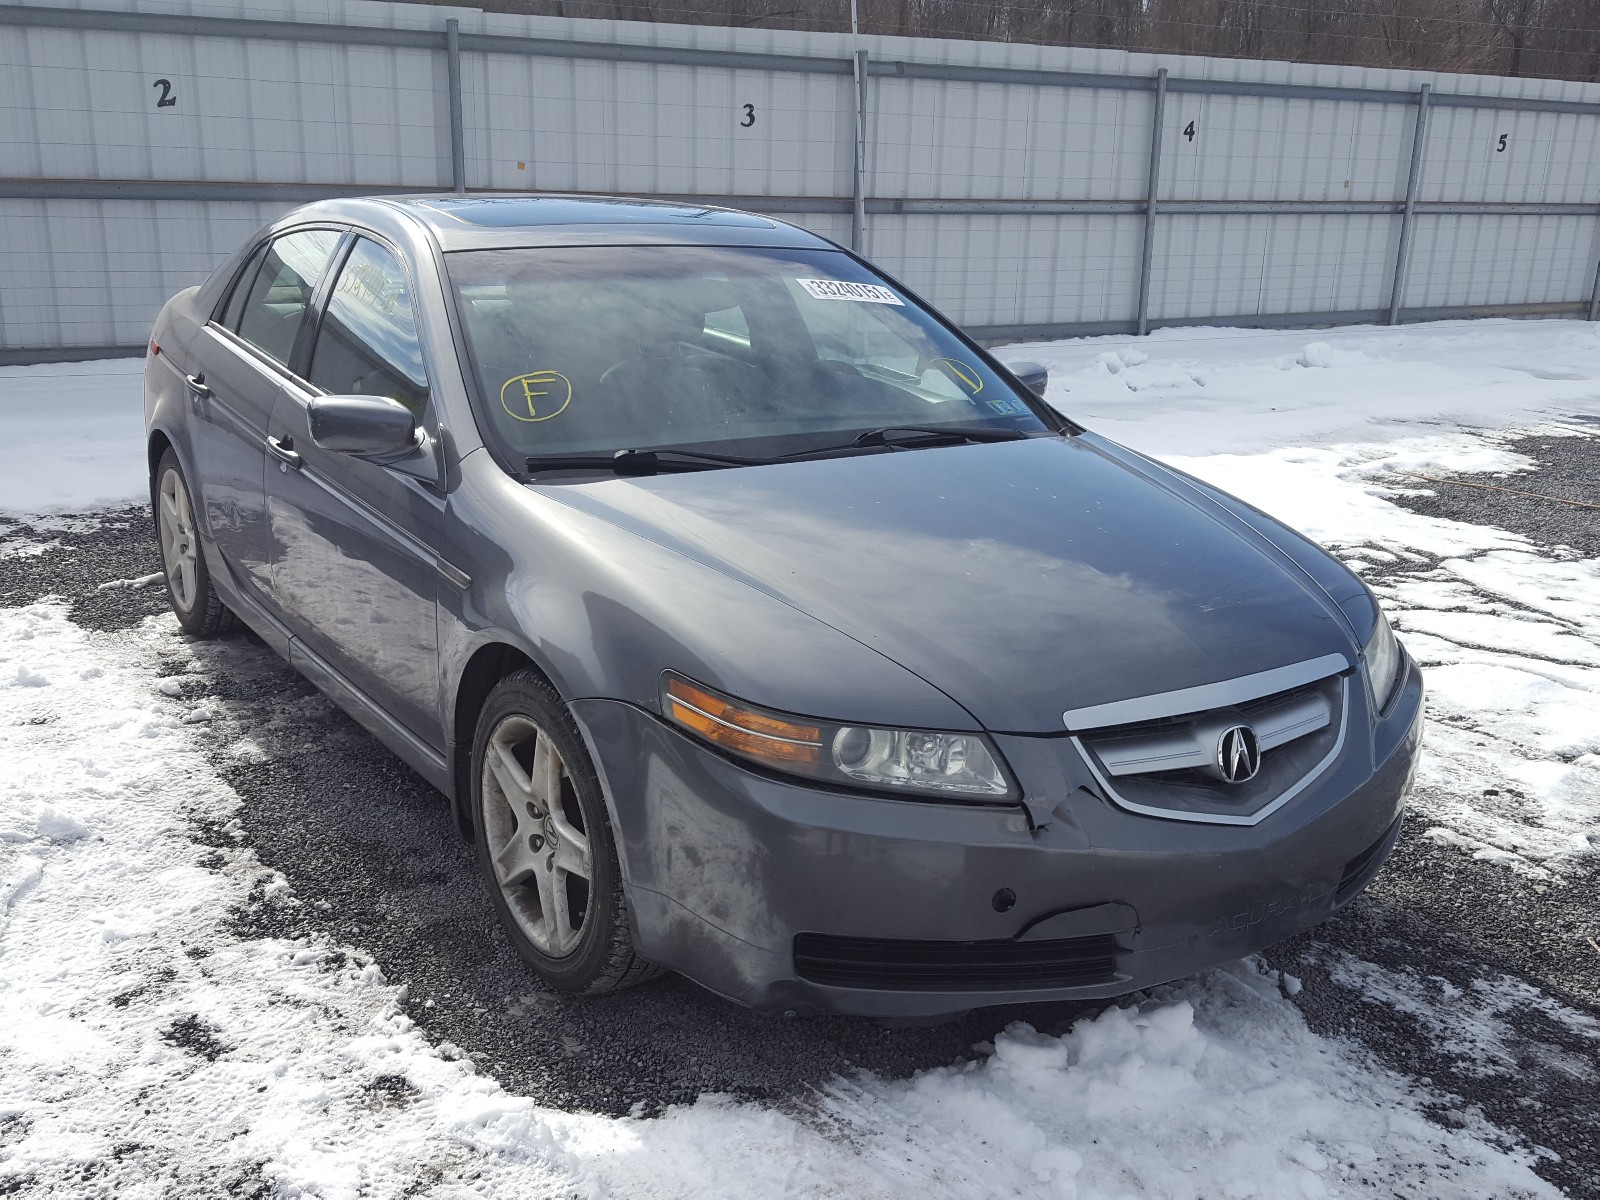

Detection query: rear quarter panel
(144, 287), (207, 494)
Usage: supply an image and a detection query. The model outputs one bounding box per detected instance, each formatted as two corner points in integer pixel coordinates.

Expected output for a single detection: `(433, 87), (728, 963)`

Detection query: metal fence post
(1135, 68), (1168, 337)
(1389, 82), (1432, 325)
(445, 18), (466, 193)
(1588, 246), (1600, 322)
(852, 49), (869, 252)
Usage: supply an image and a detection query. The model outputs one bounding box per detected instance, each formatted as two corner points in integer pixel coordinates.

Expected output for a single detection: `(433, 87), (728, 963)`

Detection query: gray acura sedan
(145, 195), (1422, 1016)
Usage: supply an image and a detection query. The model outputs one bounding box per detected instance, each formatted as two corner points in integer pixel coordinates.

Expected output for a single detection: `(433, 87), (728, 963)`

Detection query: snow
(4, 319), (1599, 1197)
(0, 357), (148, 516)
(0, 603), (553, 1196)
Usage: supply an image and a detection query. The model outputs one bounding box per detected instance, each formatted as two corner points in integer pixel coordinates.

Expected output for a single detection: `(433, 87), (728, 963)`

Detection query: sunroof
(413, 196), (776, 229)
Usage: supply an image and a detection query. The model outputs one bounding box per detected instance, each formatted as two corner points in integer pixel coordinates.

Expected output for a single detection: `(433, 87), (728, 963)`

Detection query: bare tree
(424, 0), (1600, 82)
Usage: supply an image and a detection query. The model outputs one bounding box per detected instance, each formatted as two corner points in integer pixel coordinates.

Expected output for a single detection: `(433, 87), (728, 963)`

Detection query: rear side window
(220, 242), (268, 333)
(307, 238), (430, 415)
(235, 229), (343, 367)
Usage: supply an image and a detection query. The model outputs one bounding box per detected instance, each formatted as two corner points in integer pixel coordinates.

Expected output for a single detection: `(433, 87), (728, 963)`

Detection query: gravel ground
(2, 427), (1595, 1197)
(1388, 423), (1600, 557)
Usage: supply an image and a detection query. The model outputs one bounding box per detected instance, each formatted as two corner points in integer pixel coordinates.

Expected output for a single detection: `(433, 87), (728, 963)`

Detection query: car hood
(538, 435), (1357, 733)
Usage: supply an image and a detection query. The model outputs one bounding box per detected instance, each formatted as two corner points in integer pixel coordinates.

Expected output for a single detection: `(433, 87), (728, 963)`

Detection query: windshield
(445, 245), (1053, 463)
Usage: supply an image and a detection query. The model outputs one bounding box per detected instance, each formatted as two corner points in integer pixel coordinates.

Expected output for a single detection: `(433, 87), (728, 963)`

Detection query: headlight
(1363, 608), (1404, 713)
(660, 673), (1016, 800)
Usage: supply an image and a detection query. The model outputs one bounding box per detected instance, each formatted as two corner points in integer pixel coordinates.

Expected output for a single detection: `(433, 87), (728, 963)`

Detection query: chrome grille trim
(1061, 651), (1351, 732)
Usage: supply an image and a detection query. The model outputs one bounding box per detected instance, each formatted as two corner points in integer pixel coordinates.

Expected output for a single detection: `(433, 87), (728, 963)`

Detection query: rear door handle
(266, 434), (302, 471)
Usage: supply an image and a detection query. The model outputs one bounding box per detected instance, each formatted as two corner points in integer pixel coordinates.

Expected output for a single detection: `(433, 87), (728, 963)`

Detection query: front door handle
(184, 372), (210, 410)
(266, 434), (302, 471)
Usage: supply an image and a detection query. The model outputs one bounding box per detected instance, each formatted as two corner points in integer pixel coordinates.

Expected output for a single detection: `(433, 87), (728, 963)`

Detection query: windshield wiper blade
(854, 425), (1030, 448)
(525, 448), (770, 476)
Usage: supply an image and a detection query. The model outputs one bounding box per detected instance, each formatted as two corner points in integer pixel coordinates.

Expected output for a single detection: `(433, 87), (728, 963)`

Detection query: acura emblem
(1217, 725), (1261, 784)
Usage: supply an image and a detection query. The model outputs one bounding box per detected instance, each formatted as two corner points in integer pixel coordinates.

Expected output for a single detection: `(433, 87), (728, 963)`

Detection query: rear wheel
(472, 670), (660, 994)
(153, 450), (236, 637)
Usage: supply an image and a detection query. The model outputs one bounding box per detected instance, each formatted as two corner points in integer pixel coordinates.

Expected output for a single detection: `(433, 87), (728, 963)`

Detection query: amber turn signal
(662, 676), (822, 767)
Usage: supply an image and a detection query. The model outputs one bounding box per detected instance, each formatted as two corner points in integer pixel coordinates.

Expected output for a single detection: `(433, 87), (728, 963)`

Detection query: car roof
(276, 194), (839, 253)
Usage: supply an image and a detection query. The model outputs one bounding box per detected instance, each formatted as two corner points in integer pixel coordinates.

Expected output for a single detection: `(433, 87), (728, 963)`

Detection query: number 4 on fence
(1183, 120), (1196, 142)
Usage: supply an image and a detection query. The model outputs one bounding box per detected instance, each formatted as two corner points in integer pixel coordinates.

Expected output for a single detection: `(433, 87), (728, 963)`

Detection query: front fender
(438, 450), (980, 735)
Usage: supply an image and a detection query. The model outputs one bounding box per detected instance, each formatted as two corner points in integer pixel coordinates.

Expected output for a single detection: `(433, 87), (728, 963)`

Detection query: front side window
(446, 245), (1049, 462)
(308, 238), (430, 415)
(235, 229), (343, 367)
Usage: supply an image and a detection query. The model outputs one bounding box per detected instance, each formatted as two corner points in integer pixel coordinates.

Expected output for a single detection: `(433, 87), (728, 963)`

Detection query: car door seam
(295, 463), (471, 589)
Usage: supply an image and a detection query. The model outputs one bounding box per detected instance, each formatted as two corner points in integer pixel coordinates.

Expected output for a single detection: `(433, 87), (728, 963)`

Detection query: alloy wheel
(157, 467), (199, 612)
(479, 713), (594, 957)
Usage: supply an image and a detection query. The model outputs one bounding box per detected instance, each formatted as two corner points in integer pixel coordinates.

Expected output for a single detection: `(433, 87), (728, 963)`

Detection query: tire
(471, 670), (661, 994)
(152, 449), (237, 637)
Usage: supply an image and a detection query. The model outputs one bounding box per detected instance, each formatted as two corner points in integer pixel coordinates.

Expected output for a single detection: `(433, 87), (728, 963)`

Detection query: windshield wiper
(854, 425), (1030, 448)
(525, 428), (1031, 476)
(775, 425), (1030, 460)
(525, 448), (771, 476)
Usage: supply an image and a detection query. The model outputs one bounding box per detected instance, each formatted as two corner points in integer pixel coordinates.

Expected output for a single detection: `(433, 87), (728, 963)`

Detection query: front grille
(1238, 680), (1321, 718)
(1075, 669), (1348, 825)
(793, 932), (1120, 991)
(1336, 816), (1403, 904)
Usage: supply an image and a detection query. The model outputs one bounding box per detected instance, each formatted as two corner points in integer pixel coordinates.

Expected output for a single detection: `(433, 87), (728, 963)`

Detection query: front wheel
(471, 670), (660, 994)
(152, 449), (236, 637)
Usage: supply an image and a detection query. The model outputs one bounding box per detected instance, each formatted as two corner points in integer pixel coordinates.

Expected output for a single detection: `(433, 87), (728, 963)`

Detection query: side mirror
(1007, 360), (1049, 398)
(307, 395), (418, 458)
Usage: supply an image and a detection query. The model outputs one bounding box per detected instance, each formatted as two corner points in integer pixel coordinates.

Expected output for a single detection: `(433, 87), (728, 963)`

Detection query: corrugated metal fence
(5, 0), (1600, 358)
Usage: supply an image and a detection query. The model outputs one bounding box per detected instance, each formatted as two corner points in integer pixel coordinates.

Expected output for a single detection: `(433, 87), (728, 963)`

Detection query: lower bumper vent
(793, 932), (1120, 991)
(1336, 816), (1403, 905)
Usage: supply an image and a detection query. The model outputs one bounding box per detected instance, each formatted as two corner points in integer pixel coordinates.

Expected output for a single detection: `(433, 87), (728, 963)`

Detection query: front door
(264, 236), (444, 747)
(189, 229), (343, 603)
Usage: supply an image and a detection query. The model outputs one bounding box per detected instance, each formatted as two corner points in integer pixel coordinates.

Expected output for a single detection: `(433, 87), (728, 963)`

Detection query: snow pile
(488, 964), (1559, 1199)
(0, 601), (1562, 1198)
(1012, 318), (1600, 461)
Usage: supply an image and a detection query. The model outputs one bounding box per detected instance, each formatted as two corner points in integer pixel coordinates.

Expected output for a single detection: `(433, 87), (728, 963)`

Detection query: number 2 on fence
(152, 78), (176, 108)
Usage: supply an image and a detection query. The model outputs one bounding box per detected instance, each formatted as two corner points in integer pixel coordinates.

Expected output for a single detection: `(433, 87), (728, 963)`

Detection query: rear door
(189, 228), (344, 602)
(264, 235), (446, 747)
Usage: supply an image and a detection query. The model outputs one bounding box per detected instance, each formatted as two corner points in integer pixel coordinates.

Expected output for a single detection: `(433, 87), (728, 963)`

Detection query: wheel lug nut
(529, 834), (543, 851)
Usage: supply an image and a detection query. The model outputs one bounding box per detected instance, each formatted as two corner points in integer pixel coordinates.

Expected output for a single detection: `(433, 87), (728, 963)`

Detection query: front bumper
(572, 658), (1423, 1017)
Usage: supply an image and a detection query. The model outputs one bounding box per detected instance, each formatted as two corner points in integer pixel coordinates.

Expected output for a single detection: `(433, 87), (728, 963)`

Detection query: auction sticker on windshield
(796, 278), (904, 305)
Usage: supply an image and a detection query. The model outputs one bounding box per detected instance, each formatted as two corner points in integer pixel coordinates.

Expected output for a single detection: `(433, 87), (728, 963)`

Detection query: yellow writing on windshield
(500, 370), (573, 422)
(929, 358), (983, 395)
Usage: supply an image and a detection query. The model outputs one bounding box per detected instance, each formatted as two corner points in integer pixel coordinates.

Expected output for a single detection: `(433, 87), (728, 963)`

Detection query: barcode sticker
(796, 278), (904, 305)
